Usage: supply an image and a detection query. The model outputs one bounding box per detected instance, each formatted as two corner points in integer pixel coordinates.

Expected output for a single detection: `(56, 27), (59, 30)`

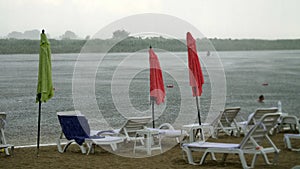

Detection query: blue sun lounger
(57, 111), (123, 155)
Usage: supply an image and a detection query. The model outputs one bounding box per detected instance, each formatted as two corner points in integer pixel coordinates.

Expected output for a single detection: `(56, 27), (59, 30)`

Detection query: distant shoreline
(1, 38), (300, 54)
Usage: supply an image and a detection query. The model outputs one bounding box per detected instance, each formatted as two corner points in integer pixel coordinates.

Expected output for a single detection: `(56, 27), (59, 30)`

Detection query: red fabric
(149, 48), (165, 105)
(186, 32), (204, 96)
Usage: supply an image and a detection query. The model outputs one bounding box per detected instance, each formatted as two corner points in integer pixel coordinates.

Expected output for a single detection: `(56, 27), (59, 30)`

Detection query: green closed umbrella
(36, 30), (54, 155)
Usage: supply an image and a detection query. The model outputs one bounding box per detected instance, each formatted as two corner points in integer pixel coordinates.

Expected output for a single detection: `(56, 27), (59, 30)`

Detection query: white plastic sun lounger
(238, 107), (278, 134)
(0, 112), (14, 156)
(182, 113), (281, 169)
(149, 123), (182, 143)
(116, 116), (152, 143)
(278, 115), (299, 133)
(116, 116), (182, 143)
(284, 134), (300, 151)
(182, 110), (223, 143)
(217, 107), (241, 137)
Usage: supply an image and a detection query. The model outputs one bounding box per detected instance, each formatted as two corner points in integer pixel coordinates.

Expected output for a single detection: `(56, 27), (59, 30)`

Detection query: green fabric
(36, 33), (54, 102)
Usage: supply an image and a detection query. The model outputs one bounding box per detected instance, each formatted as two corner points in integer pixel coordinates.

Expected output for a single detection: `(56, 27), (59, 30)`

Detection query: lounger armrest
(97, 130), (116, 136)
(90, 130), (116, 136)
(158, 123), (175, 130)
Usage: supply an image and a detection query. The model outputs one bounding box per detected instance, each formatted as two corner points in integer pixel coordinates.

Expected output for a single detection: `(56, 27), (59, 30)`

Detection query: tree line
(0, 37), (300, 54)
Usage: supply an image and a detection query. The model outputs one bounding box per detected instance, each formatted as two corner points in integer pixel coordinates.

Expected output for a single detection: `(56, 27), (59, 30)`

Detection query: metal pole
(193, 87), (203, 141)
(193, 87), (201, 125)
(195, 96), (201, 125)
(151, 98), (155, 128)
(37, 100), (41, 156)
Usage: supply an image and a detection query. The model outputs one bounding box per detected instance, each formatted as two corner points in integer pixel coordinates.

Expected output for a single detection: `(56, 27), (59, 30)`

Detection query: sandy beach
(1, 132), (299, 169)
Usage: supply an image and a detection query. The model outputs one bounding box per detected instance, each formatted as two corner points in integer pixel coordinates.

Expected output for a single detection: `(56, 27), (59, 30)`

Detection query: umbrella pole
(194, 87), (203, 141)
(193, 87), (201, 125)
(195, 96), (201, 125)
(151, 99), (155, 128)
(37, 100), (41, 157)
(195, 96), (204, 141)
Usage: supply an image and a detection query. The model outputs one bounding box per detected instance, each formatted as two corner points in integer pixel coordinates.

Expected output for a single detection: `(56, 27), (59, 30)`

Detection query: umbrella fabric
(36, 33), (54, 102)
(186, 32), (204, 97)
(149, 48), (165, 105)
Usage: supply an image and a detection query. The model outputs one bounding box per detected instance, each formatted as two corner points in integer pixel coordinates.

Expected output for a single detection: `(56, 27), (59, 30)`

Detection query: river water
(0, 50), (299, 146)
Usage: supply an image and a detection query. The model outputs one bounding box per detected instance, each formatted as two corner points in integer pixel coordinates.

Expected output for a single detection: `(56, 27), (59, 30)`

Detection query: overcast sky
(0, 0), (299, 39)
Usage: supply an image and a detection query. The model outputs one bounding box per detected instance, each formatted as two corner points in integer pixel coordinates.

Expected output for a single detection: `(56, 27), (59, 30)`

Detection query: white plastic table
(133, 129), (162, 155)
(182, 123), (215, 143)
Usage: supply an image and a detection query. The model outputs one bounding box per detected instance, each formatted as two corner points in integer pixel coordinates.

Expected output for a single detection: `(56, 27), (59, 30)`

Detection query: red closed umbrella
(149, 46), (165, 128)
(187, 32), (204, 125)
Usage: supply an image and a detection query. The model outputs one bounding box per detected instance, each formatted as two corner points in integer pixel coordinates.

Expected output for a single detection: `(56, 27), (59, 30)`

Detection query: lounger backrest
(248, 107), (278, 125)
(211, 111), (223, 129)
(57, 111), (91, 145)
(281, 115), (300, 133)
(119, 116), (151, 136)
(57, 110), (82, 116)
(220, 107), (240, 127)
(281, 115), (299, 125)
(0, 112), (6, 129)
(239, 113), (281, 149)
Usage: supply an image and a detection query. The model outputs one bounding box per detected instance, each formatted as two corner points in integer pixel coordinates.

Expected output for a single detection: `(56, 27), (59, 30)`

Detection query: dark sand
(0, 133), (299, 169)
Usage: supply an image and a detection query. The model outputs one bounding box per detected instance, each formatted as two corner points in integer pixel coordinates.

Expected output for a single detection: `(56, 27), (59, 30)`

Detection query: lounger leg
(10, 145), (14, 156)
(75, 144), (86, 154)
(210, 152), (216, 161)
(284, 135), (292, 149)
(260, 151), (276, 165)
(215, 129), (219, 139)
(110, 143), (117, 151)
(182, 146), (198, 165)
(236, 129), (241, 137)
(86, 143), (93, 155)
(200, 151), (210, 165)
(234, 121), (241, 137)
(1, 128), (9, 155)
(62, 141), (74, 153)
(261, 151), (272, 165)
(140, 138), (144, 145)
(284, 134), (300, 151)
(209, 126), (217, 139)
(133, 138), (137, 155)
(57, 132), (65, 153)
(199, 150), (216, 165)
(239, 125), (247, 136)
(4, 147), (9, 155)
(237, 150), (250, 169)
(146, 134), (151, 155)
(250, 153), (258, 168)
(56, 138), (63, 153)
(58, 139), (86, 154)
(4, 148), (9, 155)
